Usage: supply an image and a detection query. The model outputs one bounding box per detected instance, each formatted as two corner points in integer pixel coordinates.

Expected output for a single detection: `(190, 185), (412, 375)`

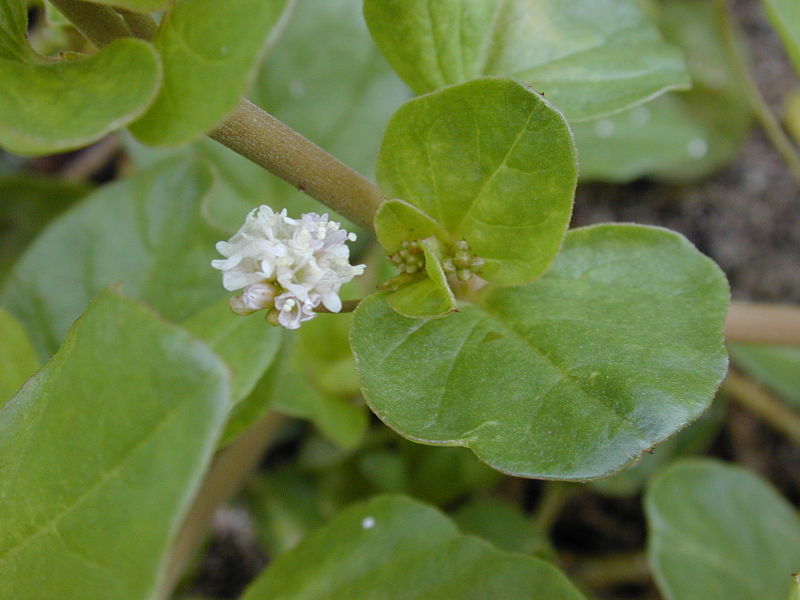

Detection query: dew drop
(362, 516), (376, 530)
(594, 119), (615, 138)
(687, 138), (708, 158)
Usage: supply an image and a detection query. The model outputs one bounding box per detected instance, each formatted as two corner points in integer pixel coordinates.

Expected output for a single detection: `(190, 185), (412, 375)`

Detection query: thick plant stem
(158, 411), (286, 599)
(48, 0), (132, 48)
(722, 370), (800, 446)
(716, 0), (800, 187)
(209, 100), (385, 231)
(725, 301), (800, 344)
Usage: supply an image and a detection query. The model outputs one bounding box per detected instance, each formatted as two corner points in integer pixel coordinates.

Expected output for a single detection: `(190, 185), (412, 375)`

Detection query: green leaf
(729, 343), (800, 409)
(78, 0), (170, 13)
(377, 78), (576, 286)
(183, 298), (282, 406)
(273, 324), (368, 451)
(0, 289), (230, 600)
(130, 0), (293, 146)
(403, 444), (501, 506)
(386, 236), (458, 319)
(1, 158), (223, 358)
(364, 0), (689, 121)
(241, 495), (586, 600)
(573, 0), (750, 182)
(0, 175), (88, 280)
(352, 224), (729, 480)
(0, 11), (161, 156)
(646, 459), (800, 600)
(763, 0), (800, 74)
(0, 306), (38, 406)
(246, 469), (326, 555)
(453, 498), (553, 559)
(589, 402), (723, 497)
(374, 199), (443, 252)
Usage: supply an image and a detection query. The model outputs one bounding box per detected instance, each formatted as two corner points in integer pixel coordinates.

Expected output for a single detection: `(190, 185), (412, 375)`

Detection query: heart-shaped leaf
(0, 0), (161, 155)
(1, 158), (223, 358)
(364, 0), (689, 121)
(646, 459), (800, 600)
(241, 495), (585, 600)
(130, 0), (293, 145)
(0, 289), (230, 600)
(0, 306), (38, 406)
(351, 224), (729, 480)
(377, 78), (576, 287)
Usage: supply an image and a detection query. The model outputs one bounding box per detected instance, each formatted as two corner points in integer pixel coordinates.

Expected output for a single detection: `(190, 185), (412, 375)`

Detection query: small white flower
(212, 206), (365, 329)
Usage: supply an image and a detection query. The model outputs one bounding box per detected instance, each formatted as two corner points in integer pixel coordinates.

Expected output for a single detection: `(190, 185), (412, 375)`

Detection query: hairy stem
(158, 411), (286, 599)
(722, 370), (800, 446)
(209, 100), (385, 230)
(49, 0), (132, 47)
(716, 0), (800, 187)
(725, 301), (800, 344)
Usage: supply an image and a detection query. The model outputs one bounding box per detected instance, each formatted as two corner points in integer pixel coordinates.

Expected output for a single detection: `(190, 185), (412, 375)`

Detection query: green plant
(1, 1), (799, 599)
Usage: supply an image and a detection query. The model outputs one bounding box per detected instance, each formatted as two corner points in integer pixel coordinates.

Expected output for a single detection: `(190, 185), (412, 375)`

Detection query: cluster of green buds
(389, 239), (485, 282)
(442, 240), (484, 282)
(388, 240), (425, 274)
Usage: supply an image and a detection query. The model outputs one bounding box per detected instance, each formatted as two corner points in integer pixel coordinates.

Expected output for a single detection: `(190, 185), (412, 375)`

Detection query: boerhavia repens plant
(1, 1), (800, 599)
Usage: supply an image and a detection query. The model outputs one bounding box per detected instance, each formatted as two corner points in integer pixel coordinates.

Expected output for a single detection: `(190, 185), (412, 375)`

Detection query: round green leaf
(0, 306), (38, 406)
(130, 0), (294, 145)
(0, 289), (231, 600)
(646, 459), (800, 600)
(377, 78), (577, 286)
(351, 224), (729, 480)
(241, 495), (585, 600)
(0, 37), (161, 155)
(729, 343), (800, 409)
(364, 0), (689, 121)
(0, 158), (224, 358)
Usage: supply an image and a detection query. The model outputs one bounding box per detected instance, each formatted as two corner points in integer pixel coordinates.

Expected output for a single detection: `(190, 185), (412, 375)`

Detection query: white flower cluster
(211, 206), (365, 329)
